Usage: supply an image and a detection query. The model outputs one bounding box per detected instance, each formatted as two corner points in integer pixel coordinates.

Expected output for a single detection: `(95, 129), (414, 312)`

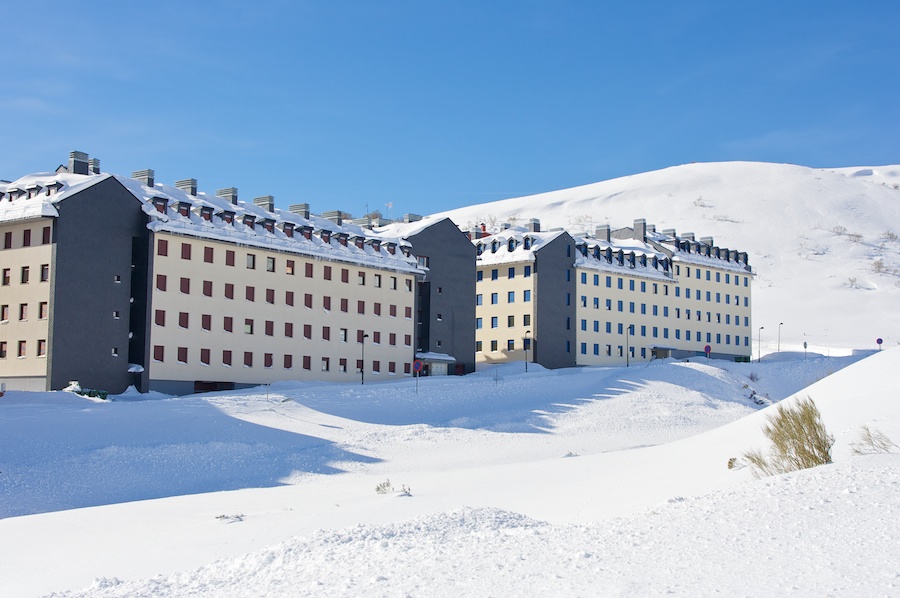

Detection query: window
(341, 269), (349, 283)
(200, 348), (210, 365)
(580, 272), (587, 284)
(284, 355), (293, 369)
(226, 250), (235, 266)
(490, 340), (498, 352)
(202, 246), (214, 263)
(177, 347), (188, 363)
(201, 280), (212, 297)
(40, 264), (49, 282)
(264, 320), (274, 336)
(303, 356), (312, 370)
(181, 243), (191, 260)
(153, 345), (164, 362)
(286, 291), (294, 306)
(3, 232), (11, 249)
(374, 274), (382, 287)
(491, 293), (498, 304)
(180, 278), (190, 294)
(1, 268), (9, 286)
(491, 317), (498, 328)
(224, 316), (233, 332)
(389, 333), (396, 345)
(266, 288), (275, 304)
(39, 302), (48, 319)
(244, 319), (254, 334)
(404, 334), (412, 347)
(322, 326), (331, 341)
(266, 257), (275, 272)
(38, 339), (47, 357)
(21, 266), (29, 284)
(324, 266), (332, 280)
(303, 324), (312, 339)
(524, 290), (531, 302)
(524, 266), (531, 278)
(390, 275), (397, 289)
(405, 306), (412, 319)
(223, 350), (232, 366)
(508, 267), (516, 279)
(154, 309), (165, 326)
(374, 302), (381, 316)
(202, 314), (211, 331)
(491, 269), (498, 280)
(246, 286), (255, 302)
(508, 315), (515, 327)
(476, 318), (482, 329)
(405, 279), (413, 292)
(178, 312), (189, 328)
(373, 331), (381, 344)
(157, 239), (168, 256)
(304, 293), (313, 308)
(357, 300), (365, 314)
(246, 254), (256, 269)
(508, 339), (516, 351)
(341, 298), (349, 312)
(244, 352), (253, 367)
(476, 294), (482, 306)
(508, 291), (515, 303)
(42, 226), (51, 244)
(284, 322), (294, 337)
(358, 271), (365, 285)
(321, 357), (330, 371)
(17, 303), (27, 321)
(523, 314), (531, 326)
(223, 283), (234, 299)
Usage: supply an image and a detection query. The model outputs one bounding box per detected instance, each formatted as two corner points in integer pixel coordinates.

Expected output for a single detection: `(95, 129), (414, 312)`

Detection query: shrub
(832, 225), (847, 236)
(375, 479), (394, 494)
(850, 425), (898, 456)
(872, 259), (886, 273)
(743, 397), (834, 478)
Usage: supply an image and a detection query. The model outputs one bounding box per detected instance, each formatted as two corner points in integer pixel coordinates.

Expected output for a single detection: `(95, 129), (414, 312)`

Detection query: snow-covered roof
(473, 230), (567, 266)
(1, 170), (423, 275)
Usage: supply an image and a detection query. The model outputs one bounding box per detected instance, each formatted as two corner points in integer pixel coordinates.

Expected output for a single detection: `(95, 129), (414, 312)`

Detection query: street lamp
(758, 326), (764, 363)
(524, 330), (531, 372)
(361, 333), (369, 385)
(778, 322), (783, 352)
(626, 324), (633, 367)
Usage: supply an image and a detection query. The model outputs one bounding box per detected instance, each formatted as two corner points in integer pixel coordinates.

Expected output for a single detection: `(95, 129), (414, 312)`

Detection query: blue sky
(2, 1), (897, 219)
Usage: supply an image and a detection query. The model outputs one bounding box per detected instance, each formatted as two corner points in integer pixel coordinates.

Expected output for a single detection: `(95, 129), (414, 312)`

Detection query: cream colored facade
(148, 232), (418, 385)
(0, 219), (53, 389)
(475, 261), (535, 364)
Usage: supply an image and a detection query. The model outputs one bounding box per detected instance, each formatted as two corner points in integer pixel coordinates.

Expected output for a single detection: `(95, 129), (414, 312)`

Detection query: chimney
(633, 218), (647, 242)
(88, 158), (100, 174)
(700, 236), (714, 246)
(661, 228), (676, 238)
(253, 195), (275, 212)
(682, 232), (695, 241)
(216, 187), (239, 205)
(595, 224), (610, 242)
(646, 224), (656, 234)
(322, 210), (343, 226)
(289, 203), (310, 219)
(132, 169), (155, 187)
(175, 178), (197, 196)
(527, 218), (540, 233)
(68, 151), (89, 175)
(501, 222), (511, 231)
(404, 213), (422, 223)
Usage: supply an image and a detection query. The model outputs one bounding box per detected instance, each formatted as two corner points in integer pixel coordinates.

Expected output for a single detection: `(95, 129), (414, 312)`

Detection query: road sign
(413, 359), (424, 372)
(704, 345), (711, 355)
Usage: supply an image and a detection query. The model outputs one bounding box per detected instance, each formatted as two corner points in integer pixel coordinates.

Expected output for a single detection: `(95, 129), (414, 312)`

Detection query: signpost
(803, 341), (808, 359)
(877, 338), (883, 351)
(704, 344), (711, 362)
(413, 359), (423, 394)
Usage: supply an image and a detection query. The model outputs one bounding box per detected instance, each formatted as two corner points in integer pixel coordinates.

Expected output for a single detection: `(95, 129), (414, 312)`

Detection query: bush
(743, 397), (834, 478)
(850, 425), (898, 456)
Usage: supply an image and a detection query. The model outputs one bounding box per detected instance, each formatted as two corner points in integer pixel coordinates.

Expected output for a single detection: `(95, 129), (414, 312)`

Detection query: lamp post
(524, 330), (531, 372)
(361, 333), (369, 385)
(778, 322), (783, 352)
(758, 326), (764, 363)
(626, 324), (633, 367)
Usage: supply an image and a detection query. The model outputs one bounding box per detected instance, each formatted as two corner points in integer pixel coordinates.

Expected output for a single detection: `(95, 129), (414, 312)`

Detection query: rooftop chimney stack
(633, 218), (647, 242)
(289, 203), (310, 219)
(216, 187), (239, 205)
(175, 178), (198, 196)
(133, 169), (155, 187)
(404, 213), (422, 223)
(322, 210), (344, 226)
(700, 236), (714, 246)
(68, 151), (89, 175)
(528, 218), (541, 232)
(253, 195), (275, 212)
(88, 158), (101, 174)
(595, 224), (610, 242)
(661, 228), (676, 238)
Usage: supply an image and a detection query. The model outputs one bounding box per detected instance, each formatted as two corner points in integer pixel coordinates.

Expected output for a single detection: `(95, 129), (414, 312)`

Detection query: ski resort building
(0, 151), (473, 394)
(472, 218), (754, 368)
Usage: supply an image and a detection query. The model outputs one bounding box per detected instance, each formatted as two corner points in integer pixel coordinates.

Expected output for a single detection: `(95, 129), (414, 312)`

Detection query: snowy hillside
(2, 349), (900, 596)
(435, 161), (900, 353)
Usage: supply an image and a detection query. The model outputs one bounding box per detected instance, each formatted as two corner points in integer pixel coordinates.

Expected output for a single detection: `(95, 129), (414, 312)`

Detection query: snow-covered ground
(2, 348), (899, 596)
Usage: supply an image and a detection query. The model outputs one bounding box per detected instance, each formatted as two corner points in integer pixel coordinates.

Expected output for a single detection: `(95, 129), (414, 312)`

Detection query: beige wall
(474, 261), (536, 364)
(0, 219), (53, 381)
(147, 233), (418, 384)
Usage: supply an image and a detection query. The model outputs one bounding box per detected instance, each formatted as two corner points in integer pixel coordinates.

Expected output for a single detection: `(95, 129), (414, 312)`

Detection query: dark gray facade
(48, 177), (150, 393)
(533, 232), (577, 369)
(407, 218), (476, 374)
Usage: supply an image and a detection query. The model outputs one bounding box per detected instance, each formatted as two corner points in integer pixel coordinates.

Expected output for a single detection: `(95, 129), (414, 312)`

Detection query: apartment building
(0, 151), (445, 394)
(474, 218), (753, 368)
